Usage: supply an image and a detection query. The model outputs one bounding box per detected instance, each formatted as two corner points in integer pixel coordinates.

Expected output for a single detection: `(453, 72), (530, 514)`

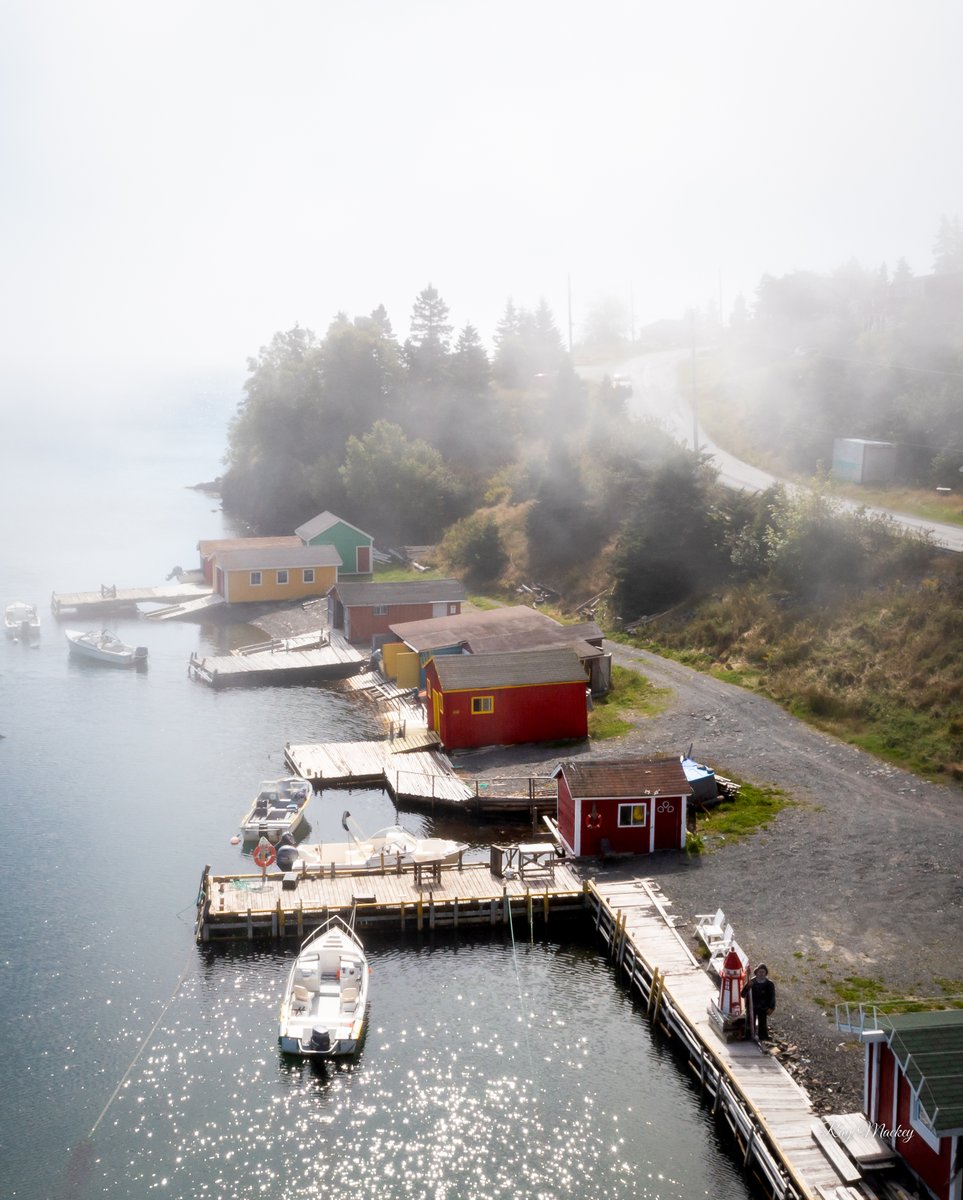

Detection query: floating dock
(188, 631), (366, 688)
(194, 857), (586, 942)
(587, 878), (883, 1200)
(51, 582), (213, 617)
(285, 739), (558, 816)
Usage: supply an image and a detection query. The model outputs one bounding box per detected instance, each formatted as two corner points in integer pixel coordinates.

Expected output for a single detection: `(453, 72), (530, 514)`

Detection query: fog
(4, 0), (963, 421)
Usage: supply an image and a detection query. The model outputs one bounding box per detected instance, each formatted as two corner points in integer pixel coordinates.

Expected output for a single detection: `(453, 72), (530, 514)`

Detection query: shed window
(303, 568), (315, 583)
(277, 569), (289, 585)
(250, 571), (262, 587)
(372, 604), (388, 616)
(618, 802), (647, 827)
(448, 603), (458, 615)
(471, 696), (494, 715)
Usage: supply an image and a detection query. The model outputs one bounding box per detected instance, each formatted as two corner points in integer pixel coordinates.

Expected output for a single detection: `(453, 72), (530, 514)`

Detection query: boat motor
(309, 1027), (331, 1053)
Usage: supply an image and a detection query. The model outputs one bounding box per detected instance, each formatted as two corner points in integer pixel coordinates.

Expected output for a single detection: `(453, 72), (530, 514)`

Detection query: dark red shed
(425, 648), (588, 750)
(552, 757), (691, 857)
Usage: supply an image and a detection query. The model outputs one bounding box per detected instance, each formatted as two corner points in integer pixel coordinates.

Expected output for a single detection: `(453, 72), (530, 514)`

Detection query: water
(0, 389), (753, 1199)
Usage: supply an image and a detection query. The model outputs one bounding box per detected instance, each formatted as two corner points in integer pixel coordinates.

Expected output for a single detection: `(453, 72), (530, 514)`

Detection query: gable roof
(295, 510), (373, 543)
(881, 1010), (963, 1134)
(197, 536), (300, 558)
(391, 605), (602, 654)
(552, 757), (692, 799)
(431, 647), (587, 690)
(212, 545), (343, 571)
(330, 579), (466, 607)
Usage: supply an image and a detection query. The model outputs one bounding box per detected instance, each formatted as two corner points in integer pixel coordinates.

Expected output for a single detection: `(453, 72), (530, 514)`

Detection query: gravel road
(464, 644), (963, 1112)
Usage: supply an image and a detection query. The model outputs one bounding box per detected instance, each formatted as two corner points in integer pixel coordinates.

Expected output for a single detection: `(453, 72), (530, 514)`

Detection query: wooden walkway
(195, 859), (586, 941)
(588, 879), (876, 1200)
(51, 582), (213, 616)
(188, 632), (365, 688)
(285, 739), (557, 816)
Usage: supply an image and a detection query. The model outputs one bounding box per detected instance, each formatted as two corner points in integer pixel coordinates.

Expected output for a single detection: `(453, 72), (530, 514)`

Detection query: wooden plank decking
(51, 582), (213, 616)
(588, 879), (874, 1200)
(189, 633), (365, 688)
(195, 859), (586, 941)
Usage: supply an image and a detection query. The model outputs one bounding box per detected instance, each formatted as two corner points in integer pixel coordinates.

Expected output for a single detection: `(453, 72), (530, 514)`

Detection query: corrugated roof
(882, 1010), (963, 1133)
(294, 510), (372, 542)
(197, 536), (300, 556)
(391, 605), (602, 654)
(432, 647), (587, 690)
(332, 579), (466, 607)
(553, 757), (692, 799)
(212, 545), (343, 570)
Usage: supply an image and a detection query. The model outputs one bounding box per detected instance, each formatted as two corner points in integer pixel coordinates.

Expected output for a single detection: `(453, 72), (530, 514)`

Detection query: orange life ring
(253, 842), (277, 869)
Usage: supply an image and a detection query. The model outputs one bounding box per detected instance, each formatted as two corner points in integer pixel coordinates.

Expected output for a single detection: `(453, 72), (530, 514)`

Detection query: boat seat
(292, 984), (312, 1009)
(341, 986), (359, 1011)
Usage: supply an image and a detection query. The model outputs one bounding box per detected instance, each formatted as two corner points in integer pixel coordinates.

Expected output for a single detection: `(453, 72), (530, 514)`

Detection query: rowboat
(278, 916), (369, 1058)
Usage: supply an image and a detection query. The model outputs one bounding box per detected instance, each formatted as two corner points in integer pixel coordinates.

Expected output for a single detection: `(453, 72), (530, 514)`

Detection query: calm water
(0, 393), (752, 1199)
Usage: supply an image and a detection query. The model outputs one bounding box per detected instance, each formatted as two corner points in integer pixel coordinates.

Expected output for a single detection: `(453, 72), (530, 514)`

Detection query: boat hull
(65, 629), (148, 667)
(277, 917), (368, 1060)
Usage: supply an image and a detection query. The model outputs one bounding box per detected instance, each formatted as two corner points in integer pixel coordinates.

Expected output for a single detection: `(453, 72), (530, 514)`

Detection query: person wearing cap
(741, 963), (776, 1041)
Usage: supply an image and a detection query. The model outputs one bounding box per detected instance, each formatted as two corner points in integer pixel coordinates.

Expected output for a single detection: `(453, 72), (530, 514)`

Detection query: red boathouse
(552, 757), (691, 858)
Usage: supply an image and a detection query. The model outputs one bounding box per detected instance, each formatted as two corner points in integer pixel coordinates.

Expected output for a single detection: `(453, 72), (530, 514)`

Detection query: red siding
(557, 777), (576, 854)
(345, 602), (462, 645)
(426, 664), (587, 750)
(874, 1045), (953, 1200)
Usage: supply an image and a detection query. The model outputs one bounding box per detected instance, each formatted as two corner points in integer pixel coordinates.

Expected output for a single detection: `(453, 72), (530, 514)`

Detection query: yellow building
(211, 545), (342, 604)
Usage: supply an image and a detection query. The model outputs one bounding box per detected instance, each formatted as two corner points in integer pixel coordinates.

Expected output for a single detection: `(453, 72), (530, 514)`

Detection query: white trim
(303, 568), (315, 584)
(649, 798), (655, 853)
(277, 569), (289, 585)
(910, 1091), (942, 1154)
(250, 570), (262, 587)
(891, 1056), (898, 1147)
(573, 798), (581, 857)
(950, 1134), (961, 1200)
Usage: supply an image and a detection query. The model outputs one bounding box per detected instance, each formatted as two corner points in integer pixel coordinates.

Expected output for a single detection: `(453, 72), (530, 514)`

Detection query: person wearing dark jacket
(741, 964), (776, 1041)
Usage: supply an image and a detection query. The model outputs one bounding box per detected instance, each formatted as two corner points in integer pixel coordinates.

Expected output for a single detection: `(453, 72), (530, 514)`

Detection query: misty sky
(3, 0), (962, 411)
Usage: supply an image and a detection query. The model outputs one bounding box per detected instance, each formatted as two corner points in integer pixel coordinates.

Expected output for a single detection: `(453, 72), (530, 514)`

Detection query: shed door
(356, 545), (371, 573)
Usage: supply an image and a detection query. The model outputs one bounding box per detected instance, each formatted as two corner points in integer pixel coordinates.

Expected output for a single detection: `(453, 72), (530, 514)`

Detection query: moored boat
(278, 916), (369, 1058)
(276, 811), (466, 873)
(64, 628), (148, 667)
(239, 777), (313, 843)
(4, 602), (40, 640)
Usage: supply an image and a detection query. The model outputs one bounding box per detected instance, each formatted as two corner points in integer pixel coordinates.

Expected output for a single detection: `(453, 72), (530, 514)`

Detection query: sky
(3, 0), (963, 415)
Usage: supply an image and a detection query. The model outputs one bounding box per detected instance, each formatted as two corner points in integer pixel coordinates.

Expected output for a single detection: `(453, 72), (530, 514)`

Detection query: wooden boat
(239, 777), (312, 843)
(64, 628), (148, 667)
(275, 811), (466, 873)
(278, 916), (369, 1058)
(4, 602), (40, 640)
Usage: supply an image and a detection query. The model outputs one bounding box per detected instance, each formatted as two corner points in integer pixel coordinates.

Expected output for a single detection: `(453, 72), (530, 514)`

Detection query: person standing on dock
(741, 964), (776, 1041)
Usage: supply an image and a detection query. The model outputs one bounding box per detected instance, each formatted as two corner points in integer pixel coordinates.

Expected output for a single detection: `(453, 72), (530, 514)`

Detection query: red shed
(425, 648), (588, 750)
(327, 579), (465, 647)
(552, 758), (691, 858)
(852, 1010), (963, 1200)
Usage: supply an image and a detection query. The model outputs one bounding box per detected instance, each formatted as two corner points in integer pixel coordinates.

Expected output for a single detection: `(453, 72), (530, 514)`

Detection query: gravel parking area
(461, 643), (963, 1113)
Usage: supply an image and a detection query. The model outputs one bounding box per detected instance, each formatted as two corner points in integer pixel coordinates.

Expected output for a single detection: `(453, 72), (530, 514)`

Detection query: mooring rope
(85, 945), (195, 1140)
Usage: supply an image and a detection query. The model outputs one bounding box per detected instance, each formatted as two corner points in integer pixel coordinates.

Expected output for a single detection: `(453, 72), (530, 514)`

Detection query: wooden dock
(194, 859), (586, 941)
(587, 878), (880, 1200)
(51, 582), (213, 617)
(285, 739), (558, 816)
(188, 631), (365, 688)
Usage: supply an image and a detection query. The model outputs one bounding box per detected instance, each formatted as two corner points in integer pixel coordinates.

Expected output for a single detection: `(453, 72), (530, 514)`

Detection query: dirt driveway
(465, 644), (963, 1111)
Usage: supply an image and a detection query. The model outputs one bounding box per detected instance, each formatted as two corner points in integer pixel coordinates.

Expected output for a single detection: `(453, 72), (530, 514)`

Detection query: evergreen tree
(932, 215), (963, 274)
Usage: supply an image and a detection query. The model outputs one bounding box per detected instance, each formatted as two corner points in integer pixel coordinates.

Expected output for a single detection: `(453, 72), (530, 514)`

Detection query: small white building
(832, 438), (897, 485)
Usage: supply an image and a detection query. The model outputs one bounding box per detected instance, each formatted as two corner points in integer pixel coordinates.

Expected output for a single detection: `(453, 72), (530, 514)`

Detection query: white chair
(695, 908), (726, 949)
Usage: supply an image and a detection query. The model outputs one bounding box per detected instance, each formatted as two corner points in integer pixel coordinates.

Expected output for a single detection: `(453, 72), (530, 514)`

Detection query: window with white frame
(448, 603), (458, 615)
(277, 569), (289, 585)
(303, 568), (315, 583)
(250, 571), (262, 586)
(618, 802), (647, 827)
(372, 604), (388, 616)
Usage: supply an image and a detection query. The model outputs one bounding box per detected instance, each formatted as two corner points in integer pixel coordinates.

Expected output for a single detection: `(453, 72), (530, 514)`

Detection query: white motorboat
(64, 628), (148, 667)
(240, 777), (313, 843)
(276, 811), (466, 873)
(4, 602), (40, 640)
(278, 916), (369, 1058)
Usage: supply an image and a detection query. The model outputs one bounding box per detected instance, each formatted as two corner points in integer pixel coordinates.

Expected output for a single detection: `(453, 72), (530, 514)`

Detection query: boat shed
(425, 647), (589, 750)
(390, 606), (610, 694)
(327, 579), (465, 648)
(295, 511), (374, 579)
(211, 545), (342, 604)
(857, 1009), (963, 1200)
(197, 536), (300, 584)
(552, 757), (691, 858)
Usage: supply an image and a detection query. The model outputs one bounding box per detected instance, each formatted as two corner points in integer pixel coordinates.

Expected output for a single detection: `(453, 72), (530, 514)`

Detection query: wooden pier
(194, 858), (586, 941)
(51, 582), (213, 617)
(587, 878), (882, 1200)
(188, 631), (366, 688)
(285, 739), (558, 817)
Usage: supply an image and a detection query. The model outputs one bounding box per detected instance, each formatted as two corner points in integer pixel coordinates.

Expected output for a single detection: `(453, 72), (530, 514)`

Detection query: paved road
(581, 350), (963, 552)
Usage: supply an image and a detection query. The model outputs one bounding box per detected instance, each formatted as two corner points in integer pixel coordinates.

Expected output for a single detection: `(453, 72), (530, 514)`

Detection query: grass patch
(588, 664), (668, 740)
(693, 779), (790, 844)
(373, 564), (443, 582)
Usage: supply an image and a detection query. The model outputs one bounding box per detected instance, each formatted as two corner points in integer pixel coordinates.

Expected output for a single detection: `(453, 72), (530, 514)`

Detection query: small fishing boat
(4, 602), (40, 640)
(276, 811), (466, 873)
(239, 777), (313, 843)
(278, 916), (369, 1058)
(64, 628), (148, 667)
